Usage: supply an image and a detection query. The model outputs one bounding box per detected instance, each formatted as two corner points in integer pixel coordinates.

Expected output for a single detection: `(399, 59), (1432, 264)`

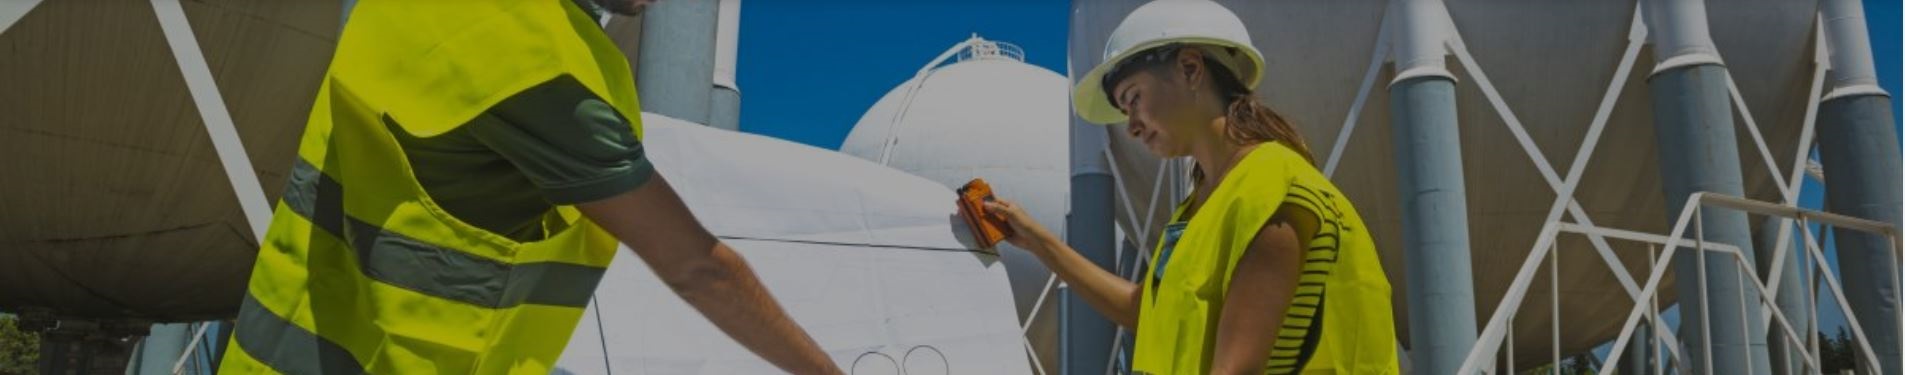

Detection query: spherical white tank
(838, 36), (1070, 374)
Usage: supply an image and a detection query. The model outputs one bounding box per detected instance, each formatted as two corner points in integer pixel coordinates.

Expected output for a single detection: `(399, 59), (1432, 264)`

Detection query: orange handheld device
(956, 178), (1014, 252)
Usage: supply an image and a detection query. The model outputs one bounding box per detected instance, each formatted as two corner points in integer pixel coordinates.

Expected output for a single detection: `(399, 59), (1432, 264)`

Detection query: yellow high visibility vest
(1131, 142), (1398, 375)
(219, 0), (639, 373)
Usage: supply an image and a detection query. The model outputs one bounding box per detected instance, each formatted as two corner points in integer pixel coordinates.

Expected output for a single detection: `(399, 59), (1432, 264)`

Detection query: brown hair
(1104, 44), (1317, 186)
(1207, 57), (1316, 166)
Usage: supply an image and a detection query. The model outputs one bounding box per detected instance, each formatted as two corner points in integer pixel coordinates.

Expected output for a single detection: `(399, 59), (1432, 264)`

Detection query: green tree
(1820, 326), (1859, 373)
(1562, 352), (1598, 374)
(0, 315), (39, 375)
(1519, 352), (1600, 375)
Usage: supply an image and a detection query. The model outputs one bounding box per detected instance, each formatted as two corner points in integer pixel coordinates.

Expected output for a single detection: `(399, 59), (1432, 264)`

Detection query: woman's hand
(982, 199), (1059, 254)
(985, 197), (1145, 328)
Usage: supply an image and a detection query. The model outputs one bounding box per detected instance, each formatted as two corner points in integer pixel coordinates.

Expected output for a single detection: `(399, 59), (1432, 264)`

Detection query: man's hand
(578, 173), (843, 374)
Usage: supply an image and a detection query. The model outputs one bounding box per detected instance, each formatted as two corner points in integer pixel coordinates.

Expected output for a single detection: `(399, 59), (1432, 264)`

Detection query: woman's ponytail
(1224, 92), (1315, 167)
(1190, 55), (1316, 187)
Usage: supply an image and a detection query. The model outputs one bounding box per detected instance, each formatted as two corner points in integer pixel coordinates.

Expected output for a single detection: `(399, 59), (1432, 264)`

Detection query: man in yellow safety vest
(219, 0), (842, 373)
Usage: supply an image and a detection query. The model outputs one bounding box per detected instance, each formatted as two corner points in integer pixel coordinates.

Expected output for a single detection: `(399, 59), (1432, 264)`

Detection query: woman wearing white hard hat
(982, 0), (1399, 373)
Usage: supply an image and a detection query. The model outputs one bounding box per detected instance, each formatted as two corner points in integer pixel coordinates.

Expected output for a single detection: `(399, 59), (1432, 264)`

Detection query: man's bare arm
(578, 173), (841, 374)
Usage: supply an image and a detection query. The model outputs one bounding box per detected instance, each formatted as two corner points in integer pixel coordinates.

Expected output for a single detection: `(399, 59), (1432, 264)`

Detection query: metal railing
(1457, 192), (1901, 374)
(165, 321), (223, 375)
(957, 36), (1025, 63)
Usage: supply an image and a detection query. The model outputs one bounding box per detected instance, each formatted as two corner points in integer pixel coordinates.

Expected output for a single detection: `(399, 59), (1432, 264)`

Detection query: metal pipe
(1387, 1), (1478, 372)
(1651, 245), (1667, 375)
(167, 323), (211, 374)
(1506, 311), (1515, 374)
(1641, 0), (1772, 372)
(339, 0), (355, 28)
(708, 0), (741, 131)
(1808, 235), (1823, 371)
(1062, 119), (1117, 375)
(1697, 193), (1894, 235)
(637, 0), (718, 124)
(1695, 209), (1713, 374)
(1647, 63), (1774, 375)
(1392, 74), (1482, 375)
(1820, 0), (1887, 102)
(1389, 0), (1454, 85)
(132, 323), (189, 375)
(1815, 1), (1904, 373)
(1550, 241), (1559, 372)
(709, 87), (740, 131)
(1755, 215), (1814, 375)
(1625, 320), (1651, 375)
(1640, 0), (1722, 76)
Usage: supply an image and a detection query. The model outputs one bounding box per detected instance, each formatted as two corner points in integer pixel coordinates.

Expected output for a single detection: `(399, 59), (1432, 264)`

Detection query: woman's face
(1111, 57), (1207, 158)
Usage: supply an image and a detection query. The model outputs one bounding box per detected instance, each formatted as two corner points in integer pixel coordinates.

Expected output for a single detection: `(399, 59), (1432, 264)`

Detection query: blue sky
(734, 0), (1900, 151)
(735, 0), (1069, 149)
(736, 0), (1901, 357)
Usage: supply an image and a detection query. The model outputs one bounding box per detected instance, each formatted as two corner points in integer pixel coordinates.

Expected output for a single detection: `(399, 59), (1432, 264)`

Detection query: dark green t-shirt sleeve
(472, 76), (654, 205)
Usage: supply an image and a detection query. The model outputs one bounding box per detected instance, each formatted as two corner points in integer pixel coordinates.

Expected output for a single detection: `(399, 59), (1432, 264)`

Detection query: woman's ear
(1174, 48), (1207, 90)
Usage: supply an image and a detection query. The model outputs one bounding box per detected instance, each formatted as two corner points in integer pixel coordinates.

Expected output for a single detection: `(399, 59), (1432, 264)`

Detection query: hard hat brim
(1071, 37), (1265, 125)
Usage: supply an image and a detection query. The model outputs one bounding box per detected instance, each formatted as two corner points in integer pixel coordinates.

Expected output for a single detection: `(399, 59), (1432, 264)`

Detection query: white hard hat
(1073, 0), (1264, 125)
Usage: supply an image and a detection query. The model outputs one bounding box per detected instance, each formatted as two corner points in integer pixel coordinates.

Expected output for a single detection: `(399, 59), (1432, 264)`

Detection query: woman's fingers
(983, 200), (1025, 228)
(981, 198), (1051, 253)
(991, 201), (1033, 223)
(983, 200), (1013, 215)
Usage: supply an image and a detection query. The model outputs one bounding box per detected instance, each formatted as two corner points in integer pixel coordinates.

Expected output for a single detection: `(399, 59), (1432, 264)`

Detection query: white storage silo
(838, 35), (1070, 374)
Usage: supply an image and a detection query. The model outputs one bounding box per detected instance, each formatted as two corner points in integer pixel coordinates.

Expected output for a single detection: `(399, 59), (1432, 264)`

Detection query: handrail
(169, 322), (213, 375)
(1458, 192), (1901, 374)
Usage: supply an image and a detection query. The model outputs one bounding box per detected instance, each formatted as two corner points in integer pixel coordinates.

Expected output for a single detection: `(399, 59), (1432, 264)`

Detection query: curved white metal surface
(1821, 0), (1890, 101)
(712, 0), (740, 92)
(1640, 0), (1725, 75)
(555, 114), (1029, 375)
(1391, 0), (1456, 84)
(838, 50), (1072, 374)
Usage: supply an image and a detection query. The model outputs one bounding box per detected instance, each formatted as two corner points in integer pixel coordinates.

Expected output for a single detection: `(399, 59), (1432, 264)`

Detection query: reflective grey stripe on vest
(280, 157), (604, 309)
(233, 294), (367, 375)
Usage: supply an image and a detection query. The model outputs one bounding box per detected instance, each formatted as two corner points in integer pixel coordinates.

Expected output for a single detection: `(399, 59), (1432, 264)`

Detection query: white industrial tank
(557, 114), (1029, 375)
(838, 35), (1071, 374)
